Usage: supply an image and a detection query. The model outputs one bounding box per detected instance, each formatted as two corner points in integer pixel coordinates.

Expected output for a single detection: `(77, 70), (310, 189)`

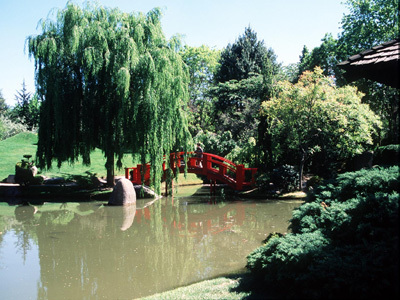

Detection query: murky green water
(0, 185), (302, 299)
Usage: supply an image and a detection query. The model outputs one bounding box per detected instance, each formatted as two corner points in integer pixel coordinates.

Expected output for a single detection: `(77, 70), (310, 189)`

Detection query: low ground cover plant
(245, 166), (399, 299)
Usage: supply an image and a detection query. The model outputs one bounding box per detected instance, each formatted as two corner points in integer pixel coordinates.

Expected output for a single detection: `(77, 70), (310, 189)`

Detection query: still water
(0, 185), (302, 299)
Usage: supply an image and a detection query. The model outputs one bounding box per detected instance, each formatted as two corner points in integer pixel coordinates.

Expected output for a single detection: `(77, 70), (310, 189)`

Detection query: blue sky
(0, 0), (348, 106)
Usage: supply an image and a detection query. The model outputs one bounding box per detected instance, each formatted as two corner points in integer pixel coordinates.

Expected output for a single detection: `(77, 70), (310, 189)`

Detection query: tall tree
(211, 27), (281, 168)
(337, 0), (399, 58)
(262, 68), (382, 189)
(27, 3), (191, 190)
(179, 45), (220, 135)
(336, 0), (399, 143)
(13, 81), (40, 130)
(214, 27), (273, 83)
(296, 34), (338, 81)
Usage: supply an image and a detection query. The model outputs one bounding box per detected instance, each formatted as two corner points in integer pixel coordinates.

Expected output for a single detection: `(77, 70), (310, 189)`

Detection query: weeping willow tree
(27, 2), (192, 192)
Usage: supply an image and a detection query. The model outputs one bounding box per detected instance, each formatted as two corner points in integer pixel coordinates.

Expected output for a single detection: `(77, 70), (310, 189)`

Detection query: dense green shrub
(374, 144), (400, 166)
(270, 164), (299, 193)
(194, 130), (236, 157)
(306, 166), (400, 205)
(0, 115), (28, 140)
(245, 166), (399, 299)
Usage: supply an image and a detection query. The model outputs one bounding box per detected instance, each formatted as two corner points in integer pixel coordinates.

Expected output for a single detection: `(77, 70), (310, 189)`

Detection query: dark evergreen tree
(296, 34), (337, 82)
(215, 27), (271, 83)
(13, 81), (40, 130)
(210, 27), (281, 168)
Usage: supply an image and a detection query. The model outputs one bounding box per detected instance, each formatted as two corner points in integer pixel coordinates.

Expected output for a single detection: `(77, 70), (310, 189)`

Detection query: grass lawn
(0, 132), (202, 185)
(0, 132), (127, 180)
(140, 277), (251, 300)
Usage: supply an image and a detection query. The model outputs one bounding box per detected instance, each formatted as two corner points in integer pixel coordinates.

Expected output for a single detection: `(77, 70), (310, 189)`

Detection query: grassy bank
(139, 276), (251, 300)
(0, 132), (117, 180)
(0, 132), (202, 186)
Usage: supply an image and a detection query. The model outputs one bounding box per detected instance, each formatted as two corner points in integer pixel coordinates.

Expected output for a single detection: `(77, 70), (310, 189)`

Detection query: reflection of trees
(0, 198), (301, 299)
(34, 201), (205, 299)
(13, 205), (39, 263)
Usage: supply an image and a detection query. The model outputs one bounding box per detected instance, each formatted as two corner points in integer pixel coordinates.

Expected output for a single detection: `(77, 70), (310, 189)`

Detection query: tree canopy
(13, 81), (40, 131)
(206, 27), (280, 167)
(294, 0), (399, 144)
(179, 45), (220, 136)
(214, 27), (276, 83)
(261, 68), (382, 188)
(27, 2), (191, 190)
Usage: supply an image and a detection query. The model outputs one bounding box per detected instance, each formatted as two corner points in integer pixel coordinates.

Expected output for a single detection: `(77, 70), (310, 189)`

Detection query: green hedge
(246, 166), (399, 299)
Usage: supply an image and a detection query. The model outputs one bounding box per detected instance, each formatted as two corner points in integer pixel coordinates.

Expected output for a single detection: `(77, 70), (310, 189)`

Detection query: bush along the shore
(245, 166), (399, 299)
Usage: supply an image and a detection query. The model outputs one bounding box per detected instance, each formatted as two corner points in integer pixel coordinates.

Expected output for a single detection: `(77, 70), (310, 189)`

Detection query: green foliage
(226, 137), (257, 167)
(64, 171), (99, 189)
(179, 45), (220, 136)
(215, 27), (275, 83)
(27, 2), (191, 191)
(245, 166), (399, 299)
(336, 0), (400, 143)
(305, 166), (400, 206)
(0, 115), (28, 141)
(338, 0), (399, 58)
(207, 27), (280, 170)
(261, 68), (382, 185)
(294, 0), (399, 143)
(374, 144), (400, 166)
(12, 81), (40, 130)
(270, 165), (299, 193)
(194, 130), (236, 157)
(297, 33), (338, 80)
(246, 231), (330, 285)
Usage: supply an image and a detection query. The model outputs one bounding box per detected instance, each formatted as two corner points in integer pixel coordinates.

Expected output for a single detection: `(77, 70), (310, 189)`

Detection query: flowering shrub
(0, 115), (28, 140)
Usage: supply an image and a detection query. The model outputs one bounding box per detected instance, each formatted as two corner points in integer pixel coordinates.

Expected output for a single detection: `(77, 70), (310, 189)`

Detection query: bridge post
(236, 164), (244, 190)
(202, 154), (209, 175)
(251, 168), (257, 186)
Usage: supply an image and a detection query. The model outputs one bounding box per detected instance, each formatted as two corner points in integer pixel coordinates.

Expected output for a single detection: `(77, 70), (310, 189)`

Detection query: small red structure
(125, 152), (257, 191)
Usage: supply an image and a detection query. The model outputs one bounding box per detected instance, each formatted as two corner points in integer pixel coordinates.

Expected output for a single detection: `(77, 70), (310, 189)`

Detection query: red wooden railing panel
(125, 152), (257, 191)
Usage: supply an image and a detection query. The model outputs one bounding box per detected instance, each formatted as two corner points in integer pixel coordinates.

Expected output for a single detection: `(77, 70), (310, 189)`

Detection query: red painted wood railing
(125, 152), (257, 191)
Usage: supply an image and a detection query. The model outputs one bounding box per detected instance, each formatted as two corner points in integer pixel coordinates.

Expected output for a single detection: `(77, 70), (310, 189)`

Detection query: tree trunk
(299, 152), (305, 191)
(106, 154), (115, 187)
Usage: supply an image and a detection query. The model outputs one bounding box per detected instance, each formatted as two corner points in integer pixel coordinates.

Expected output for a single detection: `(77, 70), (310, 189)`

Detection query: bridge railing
(125, 152), (257, 190)
(169, 152), (257, 190)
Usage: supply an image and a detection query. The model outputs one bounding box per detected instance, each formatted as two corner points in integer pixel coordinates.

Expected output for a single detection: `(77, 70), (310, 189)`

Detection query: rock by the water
(134, 185), (158, 198)
(6, 175), (16, 184)
(108, 178), (136, 206)
(31, 166), (38, 177)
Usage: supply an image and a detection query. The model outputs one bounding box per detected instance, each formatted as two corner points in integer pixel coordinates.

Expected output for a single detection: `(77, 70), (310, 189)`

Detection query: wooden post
(236, 164), (244, 190)
(251, 168), (257, 186)
(219, 164), (227, 176)
(202, 154), (208, 175)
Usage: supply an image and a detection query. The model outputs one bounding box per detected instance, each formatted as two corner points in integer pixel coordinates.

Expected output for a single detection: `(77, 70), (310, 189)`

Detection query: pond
(0, 185), (302, 299)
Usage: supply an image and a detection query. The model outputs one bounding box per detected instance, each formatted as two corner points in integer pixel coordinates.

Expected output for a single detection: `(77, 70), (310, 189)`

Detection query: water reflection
(0, 186), (302, 299)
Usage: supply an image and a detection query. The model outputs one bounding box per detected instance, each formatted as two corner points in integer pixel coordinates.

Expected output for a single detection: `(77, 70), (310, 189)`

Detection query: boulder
(6, 175), (16, 184)
(108, 178), (136, 206)
(31, 166), (38, 177)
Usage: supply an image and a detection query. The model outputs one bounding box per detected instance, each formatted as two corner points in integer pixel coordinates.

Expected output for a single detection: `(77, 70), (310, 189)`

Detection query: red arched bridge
(125, 152), (257, 191)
